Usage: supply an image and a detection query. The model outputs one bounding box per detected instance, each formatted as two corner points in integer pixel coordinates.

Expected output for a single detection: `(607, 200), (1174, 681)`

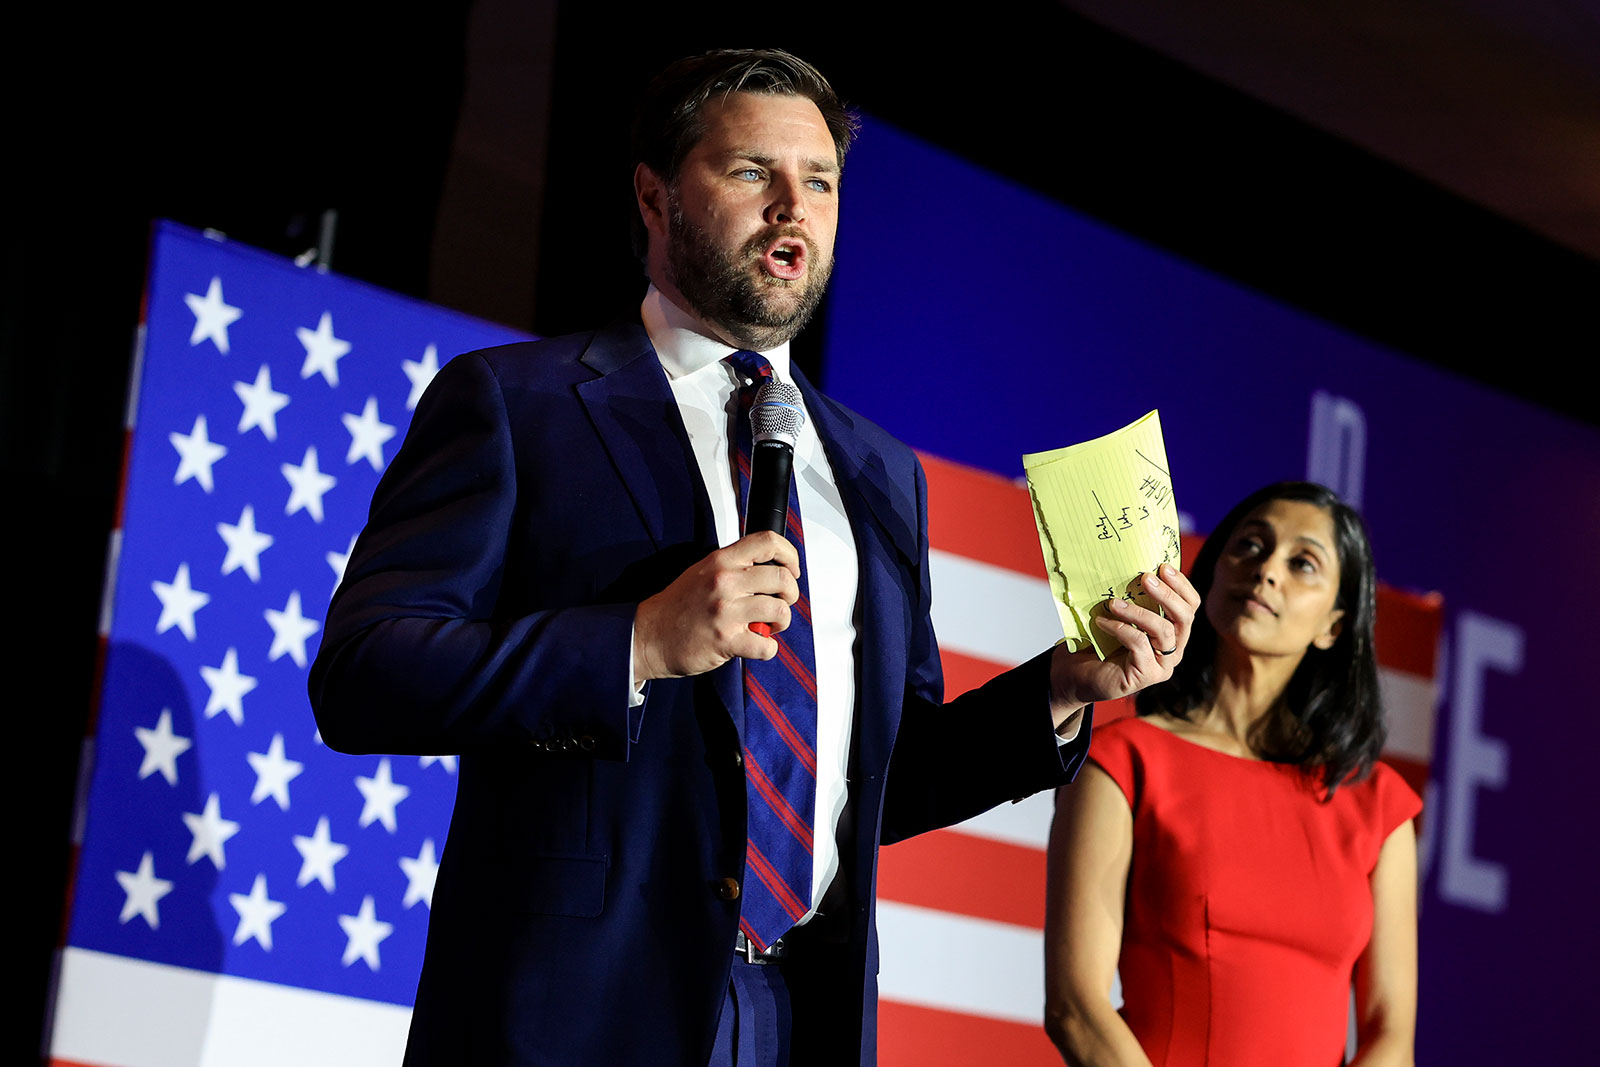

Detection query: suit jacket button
(577, 735), (596, 751)
(732, 751), (743, 767)
(716, 877), (741, 901)
(560, 737), (576, 752)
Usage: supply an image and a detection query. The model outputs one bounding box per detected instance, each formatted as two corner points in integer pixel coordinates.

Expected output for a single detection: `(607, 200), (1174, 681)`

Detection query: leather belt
(733, 929), (788, 964)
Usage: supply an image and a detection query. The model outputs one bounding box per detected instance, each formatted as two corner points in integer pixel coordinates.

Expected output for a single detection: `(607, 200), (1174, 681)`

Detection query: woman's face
(1205, 498), (1345, 660)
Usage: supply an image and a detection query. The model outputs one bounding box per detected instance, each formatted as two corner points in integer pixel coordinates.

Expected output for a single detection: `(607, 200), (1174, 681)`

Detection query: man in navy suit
(310, 49), (1198, 1066)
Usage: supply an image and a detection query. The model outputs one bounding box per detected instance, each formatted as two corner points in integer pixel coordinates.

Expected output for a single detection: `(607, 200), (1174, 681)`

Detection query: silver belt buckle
(736, 930), (784, 964)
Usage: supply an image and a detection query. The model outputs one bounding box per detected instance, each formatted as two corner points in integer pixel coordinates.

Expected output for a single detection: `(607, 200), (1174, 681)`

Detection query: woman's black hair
(1135, 481), (1385, 797)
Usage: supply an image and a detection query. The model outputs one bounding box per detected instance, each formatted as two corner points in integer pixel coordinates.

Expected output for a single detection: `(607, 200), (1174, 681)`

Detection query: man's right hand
(632, 531), (800, 683)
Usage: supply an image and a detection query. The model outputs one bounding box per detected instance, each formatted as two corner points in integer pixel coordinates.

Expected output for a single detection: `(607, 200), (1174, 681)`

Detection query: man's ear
(634, 163), (669, 241)
(1312, 609), (1345, 651)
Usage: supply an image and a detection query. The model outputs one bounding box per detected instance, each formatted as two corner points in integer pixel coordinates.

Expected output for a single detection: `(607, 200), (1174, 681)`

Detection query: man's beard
(665, 204), (832, 351)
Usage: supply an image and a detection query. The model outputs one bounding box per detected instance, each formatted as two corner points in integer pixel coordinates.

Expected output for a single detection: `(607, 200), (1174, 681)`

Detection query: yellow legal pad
(1023, 410), (1181, 660)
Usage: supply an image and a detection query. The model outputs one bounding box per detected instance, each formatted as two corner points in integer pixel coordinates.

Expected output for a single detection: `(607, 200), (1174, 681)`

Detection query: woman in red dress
(1044, 482), (1419, 1067)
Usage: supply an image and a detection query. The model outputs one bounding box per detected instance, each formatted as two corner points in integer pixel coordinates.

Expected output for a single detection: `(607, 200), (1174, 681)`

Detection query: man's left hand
(1047, 563), (1201, 729)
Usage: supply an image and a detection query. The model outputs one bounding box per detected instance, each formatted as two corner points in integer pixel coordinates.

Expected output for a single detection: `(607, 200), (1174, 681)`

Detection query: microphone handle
(745, 441), (794, 536)
(745, 440), (795, 637)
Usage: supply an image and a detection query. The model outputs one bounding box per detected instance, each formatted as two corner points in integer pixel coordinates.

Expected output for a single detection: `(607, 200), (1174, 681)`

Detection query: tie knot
(726, 350), (773, 387)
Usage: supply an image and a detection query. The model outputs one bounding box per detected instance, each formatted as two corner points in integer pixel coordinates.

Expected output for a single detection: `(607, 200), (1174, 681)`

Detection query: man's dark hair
(630, 48), (859, 260)
(1135, 481), (1385, 798)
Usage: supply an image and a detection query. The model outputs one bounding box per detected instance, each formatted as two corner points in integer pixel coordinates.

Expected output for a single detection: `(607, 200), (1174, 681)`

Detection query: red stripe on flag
(919, 451), (1043, 577)
(745, 751), (814, 848)
(1179, 531), (1202, 570)
(940, 649), (1137, 728)
(879, 1000), (1060, 1066)
(745, 677), (817, 775)
(879, 828), (1047, 929)
(941, 646), (1141, 727)
(1375, 586), (1444, 675)
(1091, 695), (1137, 726)
(939, 647), (1012, 698)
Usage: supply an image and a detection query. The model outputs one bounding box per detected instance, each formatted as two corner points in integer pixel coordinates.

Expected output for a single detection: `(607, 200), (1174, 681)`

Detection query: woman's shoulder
(1313, 760), (1420, 874)
(1327, 762), (1424, 873)
(1088, 713), (1263, 816)
(1085, 715), (1150, 807)
(1345, 759), (1424, 831)
(1086, 715), (1191, 805)
(1088, 713), (1163, 763)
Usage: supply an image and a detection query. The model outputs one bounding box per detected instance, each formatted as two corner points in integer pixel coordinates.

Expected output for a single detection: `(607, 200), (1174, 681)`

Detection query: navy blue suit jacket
(309, 322), (1089, 1065)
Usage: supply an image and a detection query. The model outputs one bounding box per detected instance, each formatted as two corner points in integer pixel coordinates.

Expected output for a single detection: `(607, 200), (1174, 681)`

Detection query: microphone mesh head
(751, 380), (805, 446)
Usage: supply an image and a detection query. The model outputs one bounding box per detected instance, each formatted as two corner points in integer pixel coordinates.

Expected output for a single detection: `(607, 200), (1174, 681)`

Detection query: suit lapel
(576, 323), (707, 553)
(792, 366), (918, 569)
(576, 322), (745, 738)
(792, 366), (918, 773)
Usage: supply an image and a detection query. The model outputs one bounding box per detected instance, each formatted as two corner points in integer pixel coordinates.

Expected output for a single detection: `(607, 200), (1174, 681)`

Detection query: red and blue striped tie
(726, 350), (818, 952)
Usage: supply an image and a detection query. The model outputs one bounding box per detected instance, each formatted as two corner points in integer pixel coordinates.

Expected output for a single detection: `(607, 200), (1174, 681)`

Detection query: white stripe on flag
(929, 549), (1056, 665)
(954, 790), (1057, 851)
(877, 899), (1044, 1025)
(1377, 669), (1436, 764)
(51, 947), (411, 1067)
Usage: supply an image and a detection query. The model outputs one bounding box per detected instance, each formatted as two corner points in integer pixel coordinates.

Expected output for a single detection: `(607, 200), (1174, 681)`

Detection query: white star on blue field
(73, 222), (527, 1007)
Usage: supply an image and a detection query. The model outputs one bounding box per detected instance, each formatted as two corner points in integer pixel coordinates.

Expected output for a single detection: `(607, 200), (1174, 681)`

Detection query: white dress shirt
(641, 286), (859, 922)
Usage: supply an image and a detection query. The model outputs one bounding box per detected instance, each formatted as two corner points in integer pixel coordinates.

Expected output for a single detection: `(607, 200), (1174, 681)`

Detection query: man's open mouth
(763, 239), (807, 281)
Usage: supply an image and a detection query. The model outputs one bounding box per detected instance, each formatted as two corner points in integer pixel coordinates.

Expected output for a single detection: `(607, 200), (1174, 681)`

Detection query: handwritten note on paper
(1023, 410), (1181, 660)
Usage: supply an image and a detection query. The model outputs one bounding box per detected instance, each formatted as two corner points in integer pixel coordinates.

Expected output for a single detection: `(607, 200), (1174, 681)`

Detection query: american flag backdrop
(51, 222), (523, 1066)
(50, 222), (1440, 1066)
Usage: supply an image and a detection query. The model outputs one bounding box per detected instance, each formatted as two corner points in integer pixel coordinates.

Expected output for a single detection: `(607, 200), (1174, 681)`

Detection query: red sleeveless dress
(1087, 716), (1421, 1066)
